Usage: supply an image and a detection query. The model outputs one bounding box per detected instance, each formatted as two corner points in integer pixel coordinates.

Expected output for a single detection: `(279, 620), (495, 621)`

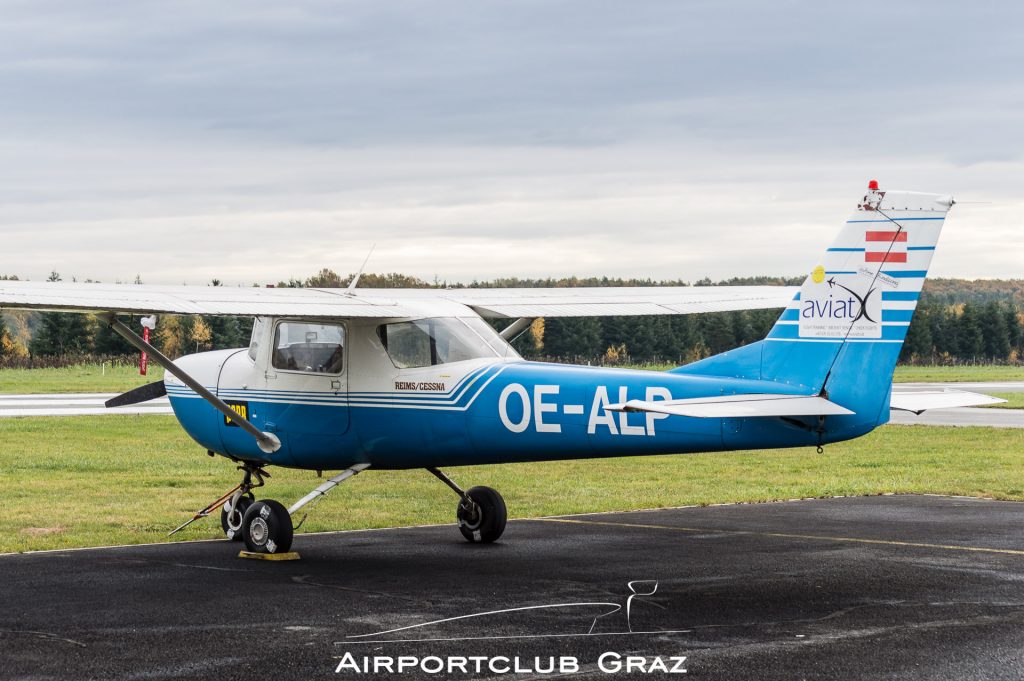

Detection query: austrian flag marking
(864, 230), (907, 263)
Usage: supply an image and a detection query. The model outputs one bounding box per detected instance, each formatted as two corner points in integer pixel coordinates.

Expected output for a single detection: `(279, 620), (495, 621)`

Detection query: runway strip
(896, 380), (1024, 393)
(889, 406), (1024, 428)
(0, 393), (173, 417)
(3, 495), (1024, 680)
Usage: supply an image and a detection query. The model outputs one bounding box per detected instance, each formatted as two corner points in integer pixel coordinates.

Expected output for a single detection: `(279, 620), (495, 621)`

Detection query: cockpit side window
(272, 321), (345, 374)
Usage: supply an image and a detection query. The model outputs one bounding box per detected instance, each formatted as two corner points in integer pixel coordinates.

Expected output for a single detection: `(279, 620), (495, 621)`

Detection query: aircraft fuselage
(165, 315), (881, 471)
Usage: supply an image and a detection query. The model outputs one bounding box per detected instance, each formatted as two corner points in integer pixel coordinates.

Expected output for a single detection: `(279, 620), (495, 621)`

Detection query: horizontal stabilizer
(889, 389), (1006, 415)
(608, 393), (854, 419)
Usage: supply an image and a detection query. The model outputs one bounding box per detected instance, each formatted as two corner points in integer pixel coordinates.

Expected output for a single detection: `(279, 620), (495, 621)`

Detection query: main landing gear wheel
(241, 499), (294, 554)
(457, 486), (507, 544)
(220, 492), (254, 541)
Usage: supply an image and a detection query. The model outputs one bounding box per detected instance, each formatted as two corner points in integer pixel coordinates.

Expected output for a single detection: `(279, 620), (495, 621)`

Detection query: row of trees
(0, 310), (251, 364)
(901, 300), (1024, 364)
(2, 269), (1023, 366)
(522, 300), (1024, 366)
(533, 310), (782, 365)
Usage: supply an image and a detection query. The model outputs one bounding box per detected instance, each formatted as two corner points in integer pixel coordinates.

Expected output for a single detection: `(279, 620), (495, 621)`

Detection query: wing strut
(287, 463), (370, 516)
(104, 314), (282, 453)
(499, 317), (535, 342)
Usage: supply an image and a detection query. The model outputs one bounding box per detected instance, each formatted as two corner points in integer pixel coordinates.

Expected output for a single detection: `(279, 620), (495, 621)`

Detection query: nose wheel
(241, 499), (294, 554)
(428, 468), (507, 544)
(187, 463), (293, 553)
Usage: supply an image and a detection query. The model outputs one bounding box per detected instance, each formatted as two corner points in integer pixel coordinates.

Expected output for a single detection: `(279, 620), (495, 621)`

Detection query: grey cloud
(0, 1), (1022, 284)
(5, 1), (1022, 150)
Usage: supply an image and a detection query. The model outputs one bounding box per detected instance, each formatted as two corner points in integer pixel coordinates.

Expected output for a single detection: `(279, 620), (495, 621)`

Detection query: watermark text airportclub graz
(334, 653), (688, 675)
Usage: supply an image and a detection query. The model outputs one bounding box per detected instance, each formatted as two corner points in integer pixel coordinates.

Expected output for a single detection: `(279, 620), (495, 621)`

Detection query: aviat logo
(798, 275), (882, 339)
(801, 278), (877, 323)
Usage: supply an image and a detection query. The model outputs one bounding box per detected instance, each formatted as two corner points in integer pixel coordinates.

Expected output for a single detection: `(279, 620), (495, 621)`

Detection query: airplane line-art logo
(827, 277), (878, 324)
(344, 580), (687, 644)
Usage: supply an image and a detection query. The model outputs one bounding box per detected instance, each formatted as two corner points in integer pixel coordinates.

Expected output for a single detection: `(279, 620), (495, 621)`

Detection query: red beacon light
(868, 179), (879, 190)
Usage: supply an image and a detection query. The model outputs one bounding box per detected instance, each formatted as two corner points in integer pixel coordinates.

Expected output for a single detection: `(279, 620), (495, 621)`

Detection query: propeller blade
(105, 381), (167, 408)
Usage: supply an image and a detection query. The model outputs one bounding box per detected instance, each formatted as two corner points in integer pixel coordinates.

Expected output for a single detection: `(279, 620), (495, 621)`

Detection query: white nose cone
(934, 195), (955, 208)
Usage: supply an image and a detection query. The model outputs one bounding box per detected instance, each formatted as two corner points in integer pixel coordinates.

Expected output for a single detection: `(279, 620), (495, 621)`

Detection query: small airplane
(0, 181), (1002, 555)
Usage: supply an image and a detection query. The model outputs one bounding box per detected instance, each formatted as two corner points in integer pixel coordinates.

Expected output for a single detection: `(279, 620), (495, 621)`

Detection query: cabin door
(261, 320), (350, 446)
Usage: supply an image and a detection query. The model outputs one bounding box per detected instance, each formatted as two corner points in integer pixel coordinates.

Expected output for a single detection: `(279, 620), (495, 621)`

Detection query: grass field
(2, 362), (1023, 394)
(1, 414), (1022, 553)
(891, 365), (1024, 383)
(0, 363), (164, 393)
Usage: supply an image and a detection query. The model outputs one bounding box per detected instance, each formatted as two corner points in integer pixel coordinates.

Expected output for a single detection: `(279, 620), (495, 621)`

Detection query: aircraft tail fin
(674, 181), (955, 435)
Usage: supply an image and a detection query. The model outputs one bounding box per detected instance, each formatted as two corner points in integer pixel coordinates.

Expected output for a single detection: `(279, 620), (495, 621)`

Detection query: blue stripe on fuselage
(170, 356), (889, 470)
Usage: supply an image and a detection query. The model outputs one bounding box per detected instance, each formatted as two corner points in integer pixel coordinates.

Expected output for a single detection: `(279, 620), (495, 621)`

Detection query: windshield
(248, 317), (267, 361)
(459, 316), (520, 358)
(378, 317), (514, 369)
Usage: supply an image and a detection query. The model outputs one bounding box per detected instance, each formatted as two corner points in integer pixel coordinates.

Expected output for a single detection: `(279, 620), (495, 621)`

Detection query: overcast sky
(2, 1), (1022, 285)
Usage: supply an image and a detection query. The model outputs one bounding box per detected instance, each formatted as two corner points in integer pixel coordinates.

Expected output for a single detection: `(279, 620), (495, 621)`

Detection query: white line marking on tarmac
(534, 517), (1024, 556)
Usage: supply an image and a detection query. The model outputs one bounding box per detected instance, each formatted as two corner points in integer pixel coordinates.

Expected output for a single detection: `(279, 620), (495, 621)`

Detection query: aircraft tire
(457, 486), (507, 544)
(220, 493), (254, 541)
(241, 499), (294, 554)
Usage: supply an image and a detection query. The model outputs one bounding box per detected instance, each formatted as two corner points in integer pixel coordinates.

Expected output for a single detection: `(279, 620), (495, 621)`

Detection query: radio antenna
(347, 244), (376, 292)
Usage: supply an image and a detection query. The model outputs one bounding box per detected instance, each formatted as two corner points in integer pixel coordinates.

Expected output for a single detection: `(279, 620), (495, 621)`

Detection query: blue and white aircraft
(0, 182), (999, 554)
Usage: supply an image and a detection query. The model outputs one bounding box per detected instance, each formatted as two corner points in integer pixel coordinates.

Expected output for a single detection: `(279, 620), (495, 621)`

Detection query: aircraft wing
(422, 286), (799, 318)
(0, 280), (797, 319)
(0, 281), (420, 317)
(608, 393), (854, 418)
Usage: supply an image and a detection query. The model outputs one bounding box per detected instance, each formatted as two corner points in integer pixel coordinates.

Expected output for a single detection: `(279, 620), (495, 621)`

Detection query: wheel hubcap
(458, 502), (482, 530)
(250, 517), (269, 545)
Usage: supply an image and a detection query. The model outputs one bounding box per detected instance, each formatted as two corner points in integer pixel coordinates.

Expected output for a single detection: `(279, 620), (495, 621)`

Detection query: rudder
(677, 180), (954, 433)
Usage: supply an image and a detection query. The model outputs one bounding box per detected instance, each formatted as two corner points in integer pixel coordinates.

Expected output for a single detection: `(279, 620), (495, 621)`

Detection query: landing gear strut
(240, 463), (371, 555)
(221, 464), (267, 541)
(168, 462), (268, 539)
(221, 492), (253, 540)
(173, 461), (289, 553)
(172, 462), (375, 555)
(428, 467), (507, 543)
